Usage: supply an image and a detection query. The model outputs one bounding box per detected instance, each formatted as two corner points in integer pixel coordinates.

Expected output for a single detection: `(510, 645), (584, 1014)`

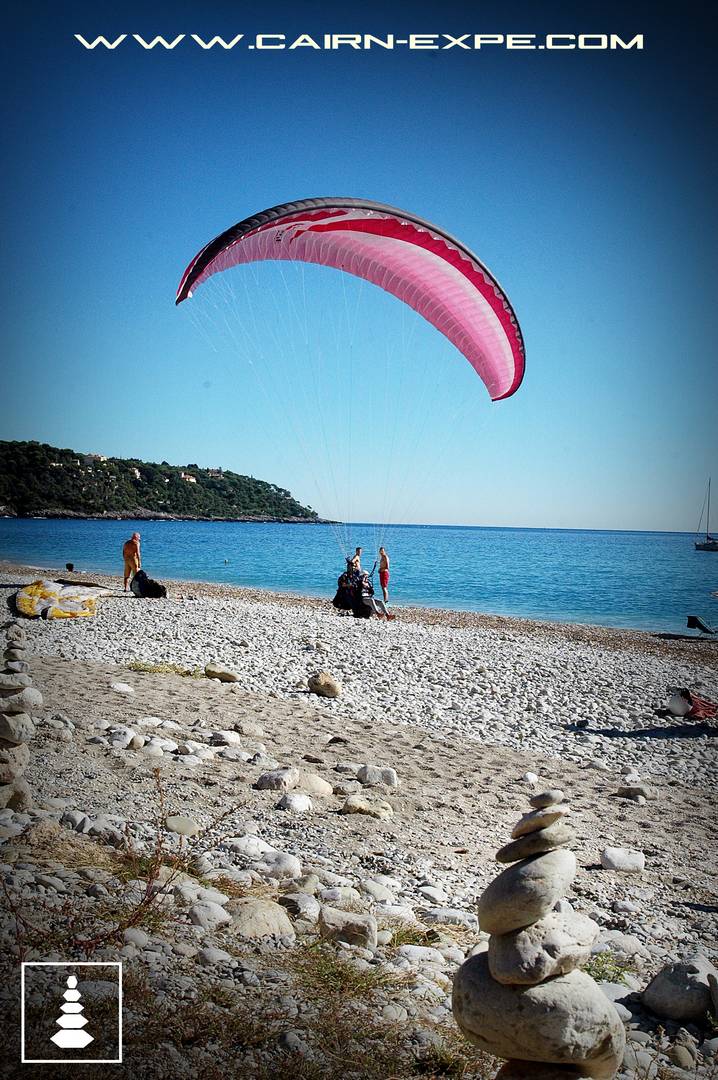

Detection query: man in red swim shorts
(378, 546), (390, 603)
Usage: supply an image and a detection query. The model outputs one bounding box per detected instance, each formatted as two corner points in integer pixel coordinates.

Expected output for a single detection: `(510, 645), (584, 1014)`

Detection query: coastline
(1, 558), (715, 668)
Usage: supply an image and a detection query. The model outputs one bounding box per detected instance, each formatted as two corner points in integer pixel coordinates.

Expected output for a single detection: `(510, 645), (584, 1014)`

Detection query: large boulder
(0, 673), (32, 691)
(357, 764), (399, 787)
(511, 806), (570, 839)
(307, 671), (341, 699)
(255, 850), (302, 881)
(496, 822), (575, 864)
(296, 771), (334, 797)
(204, 663), (240, 682)
(188, 901), (232, 930)
(0, 687), (43, 715)
(478, 850), (577, 935)
(453, 953), (625, 1078)
(255, 767), (300, 792)
(0, 712), (35, 745)
(600, 847), (645, 873)
(339, 793), (393, 820)
(318, 905), (377, 949)
(229, 897), (295, 941)
(642, 956), (717, 1022)
(489, 911), (599, 986)
(0, 740), (30, 783)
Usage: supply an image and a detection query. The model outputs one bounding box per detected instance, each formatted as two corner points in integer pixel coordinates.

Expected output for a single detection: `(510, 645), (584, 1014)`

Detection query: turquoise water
(0, 518), (716, 633)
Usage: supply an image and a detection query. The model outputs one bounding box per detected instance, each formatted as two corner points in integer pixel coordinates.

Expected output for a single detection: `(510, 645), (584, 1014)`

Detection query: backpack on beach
(130, 570), (167, 599)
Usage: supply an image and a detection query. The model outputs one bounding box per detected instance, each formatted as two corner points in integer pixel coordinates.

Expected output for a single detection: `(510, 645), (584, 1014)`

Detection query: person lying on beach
(122, 532), (141, 591)
(378, 546), (390, 603)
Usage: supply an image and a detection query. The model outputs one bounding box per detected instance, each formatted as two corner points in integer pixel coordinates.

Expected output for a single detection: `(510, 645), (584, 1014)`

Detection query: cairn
(453, 790), (626, 1080)
(0, 620), (41, 810)
(51, 974), (94, 1049)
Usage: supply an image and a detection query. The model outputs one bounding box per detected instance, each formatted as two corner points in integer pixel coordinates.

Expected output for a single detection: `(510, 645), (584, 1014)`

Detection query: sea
(0, 518), (715, 634)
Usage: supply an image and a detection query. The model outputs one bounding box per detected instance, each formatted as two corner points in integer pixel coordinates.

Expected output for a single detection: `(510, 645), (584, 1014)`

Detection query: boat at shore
(695, 478), (718, 551)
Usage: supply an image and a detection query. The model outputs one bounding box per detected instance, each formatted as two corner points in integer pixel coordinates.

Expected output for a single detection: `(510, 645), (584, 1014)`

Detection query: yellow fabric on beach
(15, 579), (103, 619)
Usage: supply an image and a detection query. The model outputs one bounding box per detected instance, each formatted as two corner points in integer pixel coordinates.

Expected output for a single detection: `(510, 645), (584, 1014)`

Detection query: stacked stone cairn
(0, 620), (41, 811)
(453, 790), (626, 1079)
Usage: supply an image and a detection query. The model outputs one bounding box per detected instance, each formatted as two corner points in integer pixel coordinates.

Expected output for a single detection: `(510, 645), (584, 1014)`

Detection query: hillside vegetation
(0, 441), (319, 521)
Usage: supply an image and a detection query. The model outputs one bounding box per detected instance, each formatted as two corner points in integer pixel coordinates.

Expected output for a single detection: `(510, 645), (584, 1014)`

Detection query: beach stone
(616, 784), (656, 800)
(529, 789), (565, 809)
(358, 878), (395, 903)
(165, 814), (201, 837)
(357, 764), (399, 787)
(225, 834), (275, 859)
(123, 928), (149, 948)
(235, 719), (264, 737)
(496, 822), (575, 864)
(0, 777), (33, 810)
(210, 730), (242, 746)
(256, 767), (300, 792)
(488, 911), (599, 985)
(4, 661), (29, 674)
(318, 905), (377, 949)
(453, 953), (625, 1077)
(278, 892), (321, 923)
(275, 792), (313, 814)
(110, 682), (134, 695)
(642, 956), (717, 1022)
(198, 946), (233, 966)
(478, 850), (577, 935)
(0, 673), (32, 691)
(0, 712), (35, 745)
(204, 663), (240, 683)
(229, 897), (295, 941)
(600, 847), (645, 873)
(3, 646), (26, 660)
(0, 687), (43, 714)
(339, 793), (393, 820)
(307, 671), (341, 698)
(256, 850), (302, 880)
(423, 907), (478, 930)
(296, 771), (333, 797)
(188, 901), (232, 930)
(0, 740), (30, 782)
(511, 805), (570, 839)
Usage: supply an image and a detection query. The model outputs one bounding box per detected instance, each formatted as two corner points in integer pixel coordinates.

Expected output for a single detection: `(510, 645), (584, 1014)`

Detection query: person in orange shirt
(122, 532), (141, 591)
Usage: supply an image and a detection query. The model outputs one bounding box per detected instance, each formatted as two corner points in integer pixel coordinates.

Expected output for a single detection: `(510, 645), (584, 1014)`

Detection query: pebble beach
(1, 561), (717, 1078)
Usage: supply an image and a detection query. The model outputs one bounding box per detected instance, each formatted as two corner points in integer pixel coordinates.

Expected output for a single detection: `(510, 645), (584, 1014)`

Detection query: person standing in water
(378, 546), (390, 604)
(122, 531), (141, 591)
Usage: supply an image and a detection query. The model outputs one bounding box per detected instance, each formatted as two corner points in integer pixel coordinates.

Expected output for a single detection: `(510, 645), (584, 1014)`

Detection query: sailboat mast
(708, 478), (712, 540)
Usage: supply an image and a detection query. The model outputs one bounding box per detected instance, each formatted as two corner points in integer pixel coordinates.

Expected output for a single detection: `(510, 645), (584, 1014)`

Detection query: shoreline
(1, 558), (716, 668)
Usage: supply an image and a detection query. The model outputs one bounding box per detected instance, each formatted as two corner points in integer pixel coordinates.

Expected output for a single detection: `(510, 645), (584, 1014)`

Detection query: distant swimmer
(378, 546), (390, 604)
(122, 531), (141, 592)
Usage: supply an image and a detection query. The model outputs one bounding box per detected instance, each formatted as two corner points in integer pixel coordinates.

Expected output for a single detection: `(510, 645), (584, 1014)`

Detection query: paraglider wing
(176, 197), (525, 401)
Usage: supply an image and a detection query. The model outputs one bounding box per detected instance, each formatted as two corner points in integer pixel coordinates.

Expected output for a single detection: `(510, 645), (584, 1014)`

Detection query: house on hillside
(179, 471), (197, 484)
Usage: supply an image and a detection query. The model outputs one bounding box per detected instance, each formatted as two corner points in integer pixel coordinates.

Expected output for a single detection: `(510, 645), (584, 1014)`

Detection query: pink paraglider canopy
(176, 198), (525, 401)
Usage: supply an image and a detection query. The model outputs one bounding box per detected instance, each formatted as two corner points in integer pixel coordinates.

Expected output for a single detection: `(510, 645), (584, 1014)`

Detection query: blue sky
(2, 1), (716, 530)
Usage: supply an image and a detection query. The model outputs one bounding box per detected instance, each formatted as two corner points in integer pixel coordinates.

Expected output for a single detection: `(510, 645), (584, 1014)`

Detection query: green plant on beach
(126, 660), (204, 677)
(583, 950), (634, 984)
(389, 925), (442, 948)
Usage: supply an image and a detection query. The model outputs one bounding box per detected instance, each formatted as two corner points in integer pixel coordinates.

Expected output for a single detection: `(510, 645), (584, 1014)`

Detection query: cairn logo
(21, 962), (122, 1064)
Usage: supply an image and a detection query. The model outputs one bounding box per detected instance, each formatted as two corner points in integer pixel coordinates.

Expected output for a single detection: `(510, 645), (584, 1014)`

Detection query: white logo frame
(20, 961), (123, 1064)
